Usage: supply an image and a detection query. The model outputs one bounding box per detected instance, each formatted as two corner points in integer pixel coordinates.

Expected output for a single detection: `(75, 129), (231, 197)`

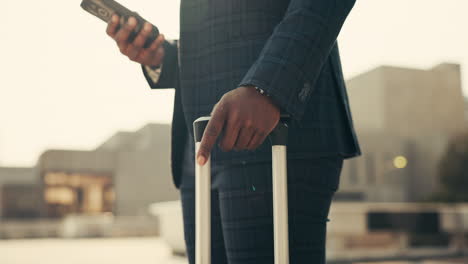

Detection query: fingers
(247, 130), (269, 150)
(127, 22), (152, 60)
(148, 43), (165, 66)
(115, 17), (138, 53)
(197, 104), (227, 165)
(136, 34), (165, 65)
(132, 22), (152, 48)
(149, 33), (165, 50)
(106, 14), (119, 38)
(234, 127), (255, 151)
(219, 118), (241, 152)
(108, 15), (164, 66)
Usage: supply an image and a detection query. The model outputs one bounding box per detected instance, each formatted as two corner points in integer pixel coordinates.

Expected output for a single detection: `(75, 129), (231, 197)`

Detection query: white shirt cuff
(144, 64), (163, 84)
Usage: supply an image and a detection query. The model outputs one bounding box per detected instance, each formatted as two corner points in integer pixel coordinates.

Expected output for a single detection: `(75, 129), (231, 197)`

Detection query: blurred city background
(1, 0), (468, 263)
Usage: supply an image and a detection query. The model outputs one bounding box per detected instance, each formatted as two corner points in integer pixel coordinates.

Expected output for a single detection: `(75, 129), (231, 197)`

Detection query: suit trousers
(179, 134), (343, 264)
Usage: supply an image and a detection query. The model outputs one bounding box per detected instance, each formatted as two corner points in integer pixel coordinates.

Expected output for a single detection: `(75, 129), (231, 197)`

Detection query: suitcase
(193, 116), (290, 264)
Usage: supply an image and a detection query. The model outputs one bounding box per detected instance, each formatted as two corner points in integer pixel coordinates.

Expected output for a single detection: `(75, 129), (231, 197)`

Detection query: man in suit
(107, 0), (361, 263)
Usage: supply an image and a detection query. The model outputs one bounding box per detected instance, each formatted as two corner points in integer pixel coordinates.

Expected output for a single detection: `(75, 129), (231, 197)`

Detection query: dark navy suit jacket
(143, 0), (361, 189)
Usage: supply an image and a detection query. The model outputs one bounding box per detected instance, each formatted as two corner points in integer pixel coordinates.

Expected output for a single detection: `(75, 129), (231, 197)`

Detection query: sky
(1, 0), (467, 167)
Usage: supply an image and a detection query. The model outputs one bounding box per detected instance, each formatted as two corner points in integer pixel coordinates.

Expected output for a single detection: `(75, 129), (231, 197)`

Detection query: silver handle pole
(272, 145), (289, 264)
(270, 118), (290, 264)
(194, 116), (289, 264)
(195, 142), (211, 264)
(193, 116), (212, 264)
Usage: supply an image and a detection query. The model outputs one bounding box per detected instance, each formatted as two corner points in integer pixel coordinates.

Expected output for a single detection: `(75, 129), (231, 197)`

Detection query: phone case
(81, 0), (159, 48)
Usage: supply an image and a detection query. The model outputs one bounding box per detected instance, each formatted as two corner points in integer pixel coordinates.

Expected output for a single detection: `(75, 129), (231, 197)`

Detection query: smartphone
(81, 0), (160, 48)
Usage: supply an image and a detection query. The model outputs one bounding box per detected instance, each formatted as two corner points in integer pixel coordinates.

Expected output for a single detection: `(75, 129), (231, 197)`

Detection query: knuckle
(244, 119), (253, 128)
(199, 145), (211, 155)
(205, 126), (219, 137)
(220, 95), (231, 106)
(213, 102), (224, 114)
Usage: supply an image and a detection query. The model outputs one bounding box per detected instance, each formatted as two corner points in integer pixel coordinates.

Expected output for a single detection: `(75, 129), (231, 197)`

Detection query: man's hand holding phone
(107, 15), (165, 67)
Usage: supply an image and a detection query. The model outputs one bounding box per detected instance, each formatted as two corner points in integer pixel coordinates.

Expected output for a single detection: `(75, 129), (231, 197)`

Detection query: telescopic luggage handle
(193, 115), (290, 264)
(193, 115), (289, 147)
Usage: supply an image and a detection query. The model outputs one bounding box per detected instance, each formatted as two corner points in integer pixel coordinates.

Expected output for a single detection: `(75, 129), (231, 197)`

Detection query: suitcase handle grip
(193, 115), (289, 146)
(193, 116), (211, 143)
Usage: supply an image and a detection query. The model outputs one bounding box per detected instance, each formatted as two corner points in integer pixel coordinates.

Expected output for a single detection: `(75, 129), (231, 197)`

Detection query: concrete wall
(346, 67), (386, 133)
(114, 151), (179, 216)
(382, 64), (465, 138)
(342, 63), (465, 202)
(107, 123), (180, 216)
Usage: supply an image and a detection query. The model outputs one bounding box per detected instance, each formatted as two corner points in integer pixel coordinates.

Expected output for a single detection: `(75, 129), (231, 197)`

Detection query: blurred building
(0, 167), (41, 219)
(0, 123), (179, 220)
(465, 97), (468, 123)
(338, 63), (466, 202)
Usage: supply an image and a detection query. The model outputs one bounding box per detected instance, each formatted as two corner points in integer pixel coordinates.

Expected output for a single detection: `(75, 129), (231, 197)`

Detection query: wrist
(242, 85), (281, 110)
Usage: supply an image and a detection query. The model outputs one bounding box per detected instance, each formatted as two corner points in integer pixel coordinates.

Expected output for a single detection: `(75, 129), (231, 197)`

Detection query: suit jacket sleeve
(142, 40), (179, 89)
(239, 0), (356, 121)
